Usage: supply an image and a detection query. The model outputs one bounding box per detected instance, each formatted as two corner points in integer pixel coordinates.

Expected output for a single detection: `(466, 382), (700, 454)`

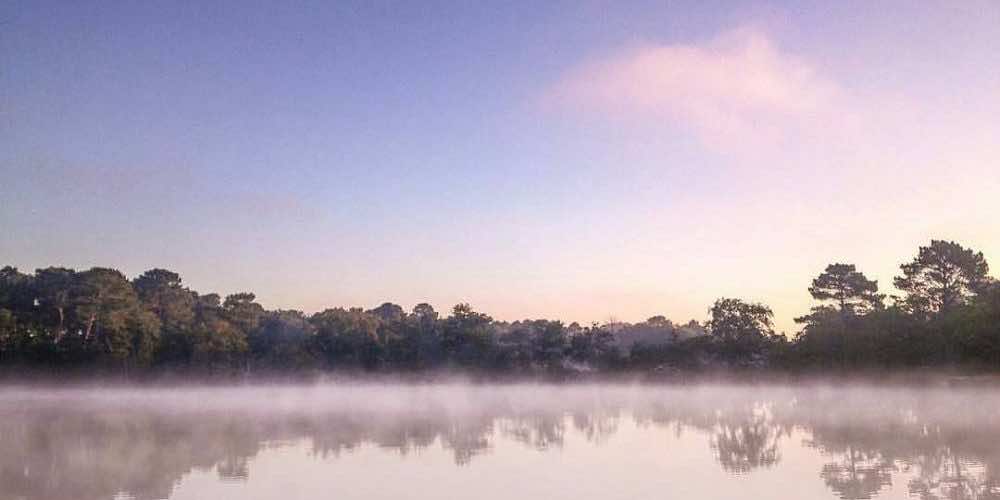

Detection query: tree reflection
(711, 418), (781, 474)
(3, 386), (1000, 500)
(819, 446), (894, 499)
(501, 415), (565, 450)
(907, 453), (1000, 500)
(571, 409), (620, 445)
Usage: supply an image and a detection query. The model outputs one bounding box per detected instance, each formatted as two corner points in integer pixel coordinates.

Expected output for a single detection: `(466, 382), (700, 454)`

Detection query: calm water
(2, 383), (999, 500)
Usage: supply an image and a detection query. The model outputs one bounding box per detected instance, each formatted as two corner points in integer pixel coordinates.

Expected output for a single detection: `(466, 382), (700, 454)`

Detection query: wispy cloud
(546, 28), (842, 151)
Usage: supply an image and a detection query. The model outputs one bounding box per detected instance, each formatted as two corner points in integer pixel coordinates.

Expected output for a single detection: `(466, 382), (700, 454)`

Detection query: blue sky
(3, 1), (999, 331)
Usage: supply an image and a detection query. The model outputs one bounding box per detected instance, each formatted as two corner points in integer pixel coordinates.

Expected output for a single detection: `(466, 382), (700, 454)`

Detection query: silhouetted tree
(369, 302), (405, 323)
(707, 298), (776, 366)
(191, 294), (248, 371)
(1, 238), (999, 375)
(223, 293), (265, 334)
(442, 303), (494, 368)
(250, 310), (315, 371)
(311, 308), (380, 369)
(133, 269), (198, 367)
(33, 267), (76, 343)
(894, 240), (990, 316)
(795, 264), (883, 368)
(809, 264), (883, 316)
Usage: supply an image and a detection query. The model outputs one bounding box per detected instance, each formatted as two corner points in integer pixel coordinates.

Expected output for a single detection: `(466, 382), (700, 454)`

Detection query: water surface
(2, 383), (999, 500)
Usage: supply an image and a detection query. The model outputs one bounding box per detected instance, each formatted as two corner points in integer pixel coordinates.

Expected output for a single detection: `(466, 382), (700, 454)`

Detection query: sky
(2, 0), (999, 332)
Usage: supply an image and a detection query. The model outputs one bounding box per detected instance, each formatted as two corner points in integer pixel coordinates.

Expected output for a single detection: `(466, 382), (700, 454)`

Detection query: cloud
(547, 28), (842, 151)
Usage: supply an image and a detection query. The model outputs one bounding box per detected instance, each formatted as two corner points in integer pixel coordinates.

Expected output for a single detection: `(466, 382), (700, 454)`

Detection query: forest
(1, 239), (998, 377)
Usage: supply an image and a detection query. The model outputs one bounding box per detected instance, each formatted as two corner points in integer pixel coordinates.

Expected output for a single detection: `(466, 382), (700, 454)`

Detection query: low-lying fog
(3, 382), (999, 500)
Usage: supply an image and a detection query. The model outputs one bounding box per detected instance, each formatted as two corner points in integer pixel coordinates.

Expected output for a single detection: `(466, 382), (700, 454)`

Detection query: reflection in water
(711, 416), (782, 474)
(819, 447), (895, 500)
(2, 384), (1000, 500)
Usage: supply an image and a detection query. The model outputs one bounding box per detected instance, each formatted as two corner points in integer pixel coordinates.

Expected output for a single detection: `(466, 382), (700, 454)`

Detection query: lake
(2, 383), (998, 500)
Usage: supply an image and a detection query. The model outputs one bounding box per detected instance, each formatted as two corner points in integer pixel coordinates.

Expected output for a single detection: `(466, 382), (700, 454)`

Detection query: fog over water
(3, 382), (1000, 500)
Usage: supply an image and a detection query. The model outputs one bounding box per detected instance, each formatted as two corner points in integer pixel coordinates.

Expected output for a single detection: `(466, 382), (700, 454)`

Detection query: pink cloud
(548, 28), (841, 151)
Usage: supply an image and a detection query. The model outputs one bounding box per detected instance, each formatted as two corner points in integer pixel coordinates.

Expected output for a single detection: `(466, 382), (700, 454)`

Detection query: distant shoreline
(4, 242), (999, 378)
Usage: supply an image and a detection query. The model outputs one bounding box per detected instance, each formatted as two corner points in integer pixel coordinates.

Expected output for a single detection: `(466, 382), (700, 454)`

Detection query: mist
(3, 380), (1000, 500)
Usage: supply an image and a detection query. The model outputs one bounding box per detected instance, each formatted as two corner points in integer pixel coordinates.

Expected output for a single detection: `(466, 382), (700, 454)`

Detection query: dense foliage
(1, 240), (998, 376)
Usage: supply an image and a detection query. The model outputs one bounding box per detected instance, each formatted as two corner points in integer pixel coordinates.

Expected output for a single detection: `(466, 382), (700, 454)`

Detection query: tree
(1, 247), (997, 374)
(250, 310), (315, 370)
(311, 308), (381, 369)
(412, 303), (438, 322)
(894, 240), (990, 315)
(71, 268), (130, 343)
(531, 320), (567, 370)
(808, 264), (883, 316)
(389, 303), (443, 369)
(126, 308), (161, 368)
(215, 293), (266, 373)
(955, 282), (1000, 366)
(368, 302), (405, 323)
(794, 264), (883, 368)
(496, 321), (533, 369)
(32, 267), (76, 342)
(133, 268), (182, 293)
(189, 293), (248, 370)
(442, 304), (494, 367)
(223, 293), (265, 335)
(0, 307), (16, 362)
(0, 267), (36, 361)
(568, 323), (618, 368)
(133, 269), (196, 365)
(133, 269), (195, 328)
(708, 298), (775, 343)
(70, 268), (160, 371)
(0, 266), (34, 319)
(707, 298), (776, 365)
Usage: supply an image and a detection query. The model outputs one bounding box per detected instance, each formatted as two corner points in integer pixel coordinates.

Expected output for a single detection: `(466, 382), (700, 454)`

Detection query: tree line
(1, 239), (998, 376)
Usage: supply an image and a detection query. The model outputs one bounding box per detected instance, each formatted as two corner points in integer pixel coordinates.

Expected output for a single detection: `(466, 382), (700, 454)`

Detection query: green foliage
(33, 267), (75, 341)
(133, 269), (195, 331)
(442, 303), (495, 367)
(1, 238), (999, 376)
(223, 293), (265, 333)
(250, 310), (316, 371)
(311, 307), (380, 369)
